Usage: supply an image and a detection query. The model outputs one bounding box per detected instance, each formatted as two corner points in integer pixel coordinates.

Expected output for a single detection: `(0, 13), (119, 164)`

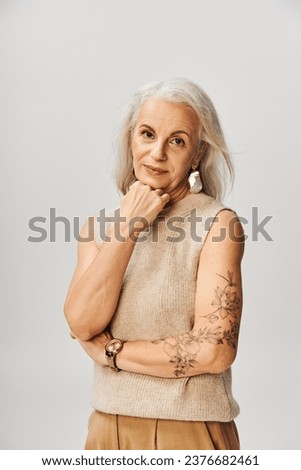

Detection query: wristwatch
(105, 338), (124, 371)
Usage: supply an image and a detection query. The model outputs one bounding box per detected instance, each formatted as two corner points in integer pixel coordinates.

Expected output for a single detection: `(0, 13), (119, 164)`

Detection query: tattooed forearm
(152, 270), (241, 377)
(152, 320), (240, 377)
(201, 270), (240, 324)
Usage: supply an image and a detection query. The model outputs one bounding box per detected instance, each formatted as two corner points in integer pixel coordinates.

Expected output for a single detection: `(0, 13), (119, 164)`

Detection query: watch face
(106, 339), (122, 354)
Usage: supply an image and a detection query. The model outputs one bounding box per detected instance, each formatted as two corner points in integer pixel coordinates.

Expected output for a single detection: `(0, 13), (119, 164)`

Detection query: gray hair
(114, 78), (234, 202)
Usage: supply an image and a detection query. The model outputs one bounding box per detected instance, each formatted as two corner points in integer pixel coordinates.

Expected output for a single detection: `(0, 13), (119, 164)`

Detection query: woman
(64, 78), (245, 450)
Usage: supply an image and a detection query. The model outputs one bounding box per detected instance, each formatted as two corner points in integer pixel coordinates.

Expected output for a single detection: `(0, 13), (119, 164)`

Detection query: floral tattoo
(152, 271), (241, 377)
(201, 270), (240, 324)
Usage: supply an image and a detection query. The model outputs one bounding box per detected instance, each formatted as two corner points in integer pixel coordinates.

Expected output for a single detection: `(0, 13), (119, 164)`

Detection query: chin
(137, 174), (168, 190)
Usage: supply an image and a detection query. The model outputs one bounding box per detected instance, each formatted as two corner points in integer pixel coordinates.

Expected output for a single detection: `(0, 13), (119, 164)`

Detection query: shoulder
(188, 194), (244, 241)
(203, 208), (245, 263)
(187, 192), (230, 219)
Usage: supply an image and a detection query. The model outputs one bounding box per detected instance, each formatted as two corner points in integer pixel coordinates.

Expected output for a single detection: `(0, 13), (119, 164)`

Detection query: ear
(191, 160), (199, 171)
(191, 153), (202, 170)
(200, 140), (208, 155)
(195, 141), (208, 166)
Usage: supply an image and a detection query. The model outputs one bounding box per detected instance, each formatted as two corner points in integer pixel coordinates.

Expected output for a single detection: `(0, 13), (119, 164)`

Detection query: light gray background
(1, 0), (300, 450)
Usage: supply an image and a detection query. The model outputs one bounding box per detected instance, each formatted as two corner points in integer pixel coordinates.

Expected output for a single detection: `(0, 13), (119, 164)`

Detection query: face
(131, 97), (201, 198)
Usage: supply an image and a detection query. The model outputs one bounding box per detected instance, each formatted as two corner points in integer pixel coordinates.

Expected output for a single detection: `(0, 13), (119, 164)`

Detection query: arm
(78, 210), (245, 376)
(64, 182), (170, 340)
(64, 216), (137, 341)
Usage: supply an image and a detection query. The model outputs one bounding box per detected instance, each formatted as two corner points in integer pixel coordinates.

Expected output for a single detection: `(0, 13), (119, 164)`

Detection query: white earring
(188, 169), (202, 193)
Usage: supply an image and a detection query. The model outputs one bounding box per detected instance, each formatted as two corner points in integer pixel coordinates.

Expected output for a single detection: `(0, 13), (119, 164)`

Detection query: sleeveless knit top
(91, 191), (240, 422)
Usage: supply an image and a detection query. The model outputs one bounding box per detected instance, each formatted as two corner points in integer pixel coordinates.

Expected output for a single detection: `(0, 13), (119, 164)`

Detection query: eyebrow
(138, 124), (191, 138)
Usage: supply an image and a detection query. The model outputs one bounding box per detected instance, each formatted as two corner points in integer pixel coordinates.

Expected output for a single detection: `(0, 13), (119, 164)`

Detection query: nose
(150, 140), (167, 161)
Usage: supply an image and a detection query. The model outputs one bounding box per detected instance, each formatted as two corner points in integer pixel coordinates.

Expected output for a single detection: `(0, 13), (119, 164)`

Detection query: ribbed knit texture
(92, 191), (240, 422)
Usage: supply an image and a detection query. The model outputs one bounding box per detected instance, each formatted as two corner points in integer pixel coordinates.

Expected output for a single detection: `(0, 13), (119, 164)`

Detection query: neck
(166, 184), (191, 206)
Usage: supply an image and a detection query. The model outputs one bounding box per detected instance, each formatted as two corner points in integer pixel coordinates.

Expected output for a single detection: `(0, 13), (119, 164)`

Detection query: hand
(119, 181), (170, 236)
(77, 330), (112, 365)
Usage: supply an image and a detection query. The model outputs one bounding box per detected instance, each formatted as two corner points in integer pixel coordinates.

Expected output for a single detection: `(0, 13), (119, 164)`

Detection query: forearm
(117, 337), (214, 378)
(65, 228), (137, 340)
(117, 326), (236, 377)
(83, 323), (238, 378)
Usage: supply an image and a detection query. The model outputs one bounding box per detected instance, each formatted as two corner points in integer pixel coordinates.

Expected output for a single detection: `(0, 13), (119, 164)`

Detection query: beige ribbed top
(91, 191), (240, 422)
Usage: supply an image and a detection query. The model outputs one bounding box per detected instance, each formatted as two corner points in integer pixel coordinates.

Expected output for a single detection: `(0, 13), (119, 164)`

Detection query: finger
(154, 188), (164, 196)
(161, 193), (171, 206)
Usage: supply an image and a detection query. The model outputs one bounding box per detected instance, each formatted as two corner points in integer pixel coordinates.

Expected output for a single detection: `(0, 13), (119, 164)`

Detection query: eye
(171, 137), (185, 146)
(142, 130), (154, 139)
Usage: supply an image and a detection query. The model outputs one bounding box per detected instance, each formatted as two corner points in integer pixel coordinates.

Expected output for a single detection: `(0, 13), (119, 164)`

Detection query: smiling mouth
(144, 164), (168, 174)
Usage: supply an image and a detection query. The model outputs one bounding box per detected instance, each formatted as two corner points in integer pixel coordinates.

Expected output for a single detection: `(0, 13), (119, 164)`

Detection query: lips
(144, 164), (168, 174)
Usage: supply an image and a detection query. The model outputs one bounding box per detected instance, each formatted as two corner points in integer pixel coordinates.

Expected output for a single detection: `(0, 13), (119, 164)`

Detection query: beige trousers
(84, 410), (240, 450)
